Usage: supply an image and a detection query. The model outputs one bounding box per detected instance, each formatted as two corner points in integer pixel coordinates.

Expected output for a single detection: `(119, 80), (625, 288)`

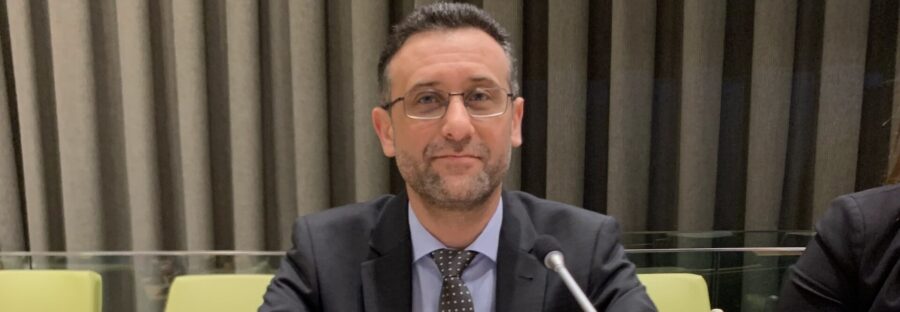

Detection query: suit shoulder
(296, 195), (394, 231)
(505, 191), (615, 231)
(843, 184), (900, 215)
(829, 185), (900, 231)
(843, 185), (900, 238)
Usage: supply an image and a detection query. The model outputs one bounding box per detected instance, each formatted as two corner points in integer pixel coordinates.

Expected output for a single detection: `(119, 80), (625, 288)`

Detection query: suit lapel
(361, 194), (413, 312)
(495, 191), (547, 312)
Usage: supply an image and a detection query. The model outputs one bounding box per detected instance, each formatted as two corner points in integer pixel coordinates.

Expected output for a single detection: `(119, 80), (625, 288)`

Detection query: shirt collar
(408, 198), (503, 263)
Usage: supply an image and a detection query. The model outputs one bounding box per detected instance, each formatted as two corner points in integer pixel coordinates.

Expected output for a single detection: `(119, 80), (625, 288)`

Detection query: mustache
(424, 137), (489, 158)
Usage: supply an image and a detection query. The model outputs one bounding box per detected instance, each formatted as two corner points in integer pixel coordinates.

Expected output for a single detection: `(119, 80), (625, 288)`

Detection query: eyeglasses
(381, 87), (514, 120)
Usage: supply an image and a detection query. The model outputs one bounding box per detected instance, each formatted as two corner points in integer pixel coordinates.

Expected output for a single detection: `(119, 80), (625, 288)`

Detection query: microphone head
(533, 235), (562, 260)
(533, 235), (564, 270)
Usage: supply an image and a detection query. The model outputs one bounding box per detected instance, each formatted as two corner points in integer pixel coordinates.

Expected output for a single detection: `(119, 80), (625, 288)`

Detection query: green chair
(0, 270), (102, 312)
(638, 273), (721, 312)
(164, 274), (274, 312)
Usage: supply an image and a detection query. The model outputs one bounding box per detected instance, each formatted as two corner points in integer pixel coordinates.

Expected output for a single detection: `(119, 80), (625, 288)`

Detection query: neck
(408, 186), (502, 249)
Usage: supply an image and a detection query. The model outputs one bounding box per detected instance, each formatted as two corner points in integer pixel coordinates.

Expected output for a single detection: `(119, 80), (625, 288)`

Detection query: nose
(440, 96), (474, 141)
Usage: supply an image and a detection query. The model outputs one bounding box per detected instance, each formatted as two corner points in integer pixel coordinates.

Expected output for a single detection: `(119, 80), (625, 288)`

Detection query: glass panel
(628, 248), (803, 312)
(0, 252), (283, 312)
(0, 244), (807, 312)
(621, 230), (814, 249)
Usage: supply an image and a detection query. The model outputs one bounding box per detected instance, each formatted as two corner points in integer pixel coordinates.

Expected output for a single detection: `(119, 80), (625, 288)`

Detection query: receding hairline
(380, 27), (517, 100)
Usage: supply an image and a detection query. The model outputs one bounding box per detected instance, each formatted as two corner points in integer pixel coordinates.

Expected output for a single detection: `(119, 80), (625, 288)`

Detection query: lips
(430, 154), (482, 166)
(431, 152), (482, 161)
(433, 154), (479, 159)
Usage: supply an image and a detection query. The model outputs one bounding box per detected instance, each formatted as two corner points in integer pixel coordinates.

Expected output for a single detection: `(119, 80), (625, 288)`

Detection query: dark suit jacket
(259, 190), (656, 312)
(778, 184), (900, 311)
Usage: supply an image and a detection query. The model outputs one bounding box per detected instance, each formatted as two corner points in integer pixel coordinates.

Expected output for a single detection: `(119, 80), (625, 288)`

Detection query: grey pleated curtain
(0, 0), (897, 255)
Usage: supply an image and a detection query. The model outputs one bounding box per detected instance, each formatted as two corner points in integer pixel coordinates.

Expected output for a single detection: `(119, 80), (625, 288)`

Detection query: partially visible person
(778, 153), (900, 311)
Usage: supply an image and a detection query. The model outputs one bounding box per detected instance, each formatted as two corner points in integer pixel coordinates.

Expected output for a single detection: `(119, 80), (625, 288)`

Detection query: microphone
(533, 235), (597, 312)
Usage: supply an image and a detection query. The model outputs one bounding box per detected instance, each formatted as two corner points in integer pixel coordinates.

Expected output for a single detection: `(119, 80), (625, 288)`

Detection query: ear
(372, 107), (396, 157)
(510, 97), (524, 147)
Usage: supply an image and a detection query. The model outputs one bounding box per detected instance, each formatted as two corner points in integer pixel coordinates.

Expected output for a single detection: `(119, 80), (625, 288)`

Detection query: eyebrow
(408, 81), (442, 90)
(468, 76), (494, 84)
(408, 76), (500, 90)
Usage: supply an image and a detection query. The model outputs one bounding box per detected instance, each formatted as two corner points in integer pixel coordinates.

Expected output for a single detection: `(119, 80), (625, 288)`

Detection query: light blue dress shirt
(409, 199), (503, 312)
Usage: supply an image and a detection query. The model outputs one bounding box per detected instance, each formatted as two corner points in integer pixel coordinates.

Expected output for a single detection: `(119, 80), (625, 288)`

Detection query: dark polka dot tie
(431, 248), (477, 312)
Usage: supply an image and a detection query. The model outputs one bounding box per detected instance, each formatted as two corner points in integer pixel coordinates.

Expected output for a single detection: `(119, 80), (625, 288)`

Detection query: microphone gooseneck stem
(554, 266), (597, 312)
(536, 237), (598, 312)
(544, 250), (597, 312)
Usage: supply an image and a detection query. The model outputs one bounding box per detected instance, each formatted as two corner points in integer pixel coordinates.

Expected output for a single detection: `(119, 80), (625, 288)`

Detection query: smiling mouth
(433, 154), (480, 160)
(430, 155), (483, 167)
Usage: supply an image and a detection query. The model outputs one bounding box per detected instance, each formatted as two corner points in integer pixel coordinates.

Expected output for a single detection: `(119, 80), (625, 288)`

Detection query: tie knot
(431, 249), (477, 278)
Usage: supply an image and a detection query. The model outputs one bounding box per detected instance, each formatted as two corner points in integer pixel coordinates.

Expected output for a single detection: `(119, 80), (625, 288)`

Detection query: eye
(414, 92), (442, 105)
(466, 90), (493, 102)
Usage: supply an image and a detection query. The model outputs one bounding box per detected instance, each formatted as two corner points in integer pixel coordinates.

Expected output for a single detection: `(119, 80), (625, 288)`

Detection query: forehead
(387, 28), (510, 92)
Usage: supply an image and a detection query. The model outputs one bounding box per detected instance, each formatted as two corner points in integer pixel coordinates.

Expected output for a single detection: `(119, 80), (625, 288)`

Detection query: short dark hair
(377, 2), (518, 100)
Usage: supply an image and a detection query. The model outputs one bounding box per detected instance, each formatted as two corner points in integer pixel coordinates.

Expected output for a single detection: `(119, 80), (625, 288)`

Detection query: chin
(439, 179), (495, 202)
(432, 191), (493, 211)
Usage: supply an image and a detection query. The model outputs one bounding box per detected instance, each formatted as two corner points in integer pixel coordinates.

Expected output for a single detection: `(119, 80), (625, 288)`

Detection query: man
(260, 3), (655, 311)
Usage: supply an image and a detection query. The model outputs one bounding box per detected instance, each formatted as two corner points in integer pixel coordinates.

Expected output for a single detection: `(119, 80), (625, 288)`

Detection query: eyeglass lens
(404, 87), (509, 119)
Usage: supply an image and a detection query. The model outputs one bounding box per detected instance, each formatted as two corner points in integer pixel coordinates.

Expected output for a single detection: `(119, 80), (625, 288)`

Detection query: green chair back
(638, 273), (712, 312)
(164, 274), (273, 312)
(0, 270), (102, 312)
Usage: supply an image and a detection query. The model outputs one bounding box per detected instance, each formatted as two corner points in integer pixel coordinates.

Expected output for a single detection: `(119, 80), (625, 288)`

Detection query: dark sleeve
(259, 218), (321, 312)
(777, 195), (864, 312)
(588, 217), (658, 312)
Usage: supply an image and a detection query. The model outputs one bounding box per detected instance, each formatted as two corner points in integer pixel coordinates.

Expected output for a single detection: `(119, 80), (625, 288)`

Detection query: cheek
(393, 125), (435, 154)
(476, 127), (513, 155)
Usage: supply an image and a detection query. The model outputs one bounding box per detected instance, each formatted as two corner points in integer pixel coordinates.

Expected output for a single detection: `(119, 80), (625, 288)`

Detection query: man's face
(372, 28), (524, 210)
